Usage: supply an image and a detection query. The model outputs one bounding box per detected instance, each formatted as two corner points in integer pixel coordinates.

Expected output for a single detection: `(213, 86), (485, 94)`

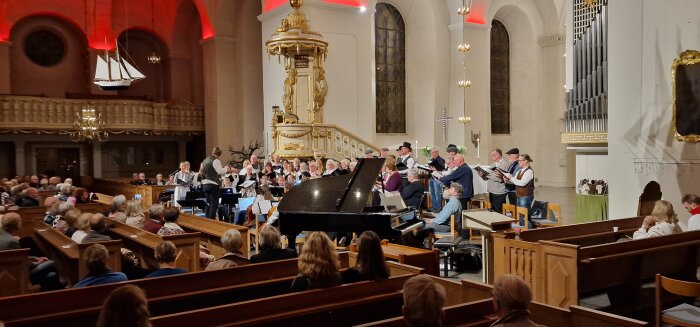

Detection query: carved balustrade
(0, 96), (204, 135)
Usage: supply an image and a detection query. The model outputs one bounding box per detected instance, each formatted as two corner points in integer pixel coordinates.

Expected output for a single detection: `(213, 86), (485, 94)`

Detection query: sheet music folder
(462, 209), (513, 231)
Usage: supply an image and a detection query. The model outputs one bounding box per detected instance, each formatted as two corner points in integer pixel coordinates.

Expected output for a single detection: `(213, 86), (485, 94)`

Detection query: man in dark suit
(401, 168), (424, 209)
(427, 147), (446, 212)
(439, 154), (474, 210)
(250, 226), (297, 263)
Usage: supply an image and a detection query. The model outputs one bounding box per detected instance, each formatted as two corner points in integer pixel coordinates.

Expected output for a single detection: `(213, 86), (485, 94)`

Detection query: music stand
(186, 191), (205, 200)
(220, 189), (242, 223)
(177, 199), (208, 216)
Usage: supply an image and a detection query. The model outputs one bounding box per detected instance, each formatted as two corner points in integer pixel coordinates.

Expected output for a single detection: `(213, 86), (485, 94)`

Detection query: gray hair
(149, 204), (164, 219)
(221, 229), (243, 253)
(111, 195), (127, 212)
(60, 183), (72, 195)
(407, 168), (418, 178)
(450, 182), (464, 196)
(259, 225), (282, 249)
(55, 201), (74, 215)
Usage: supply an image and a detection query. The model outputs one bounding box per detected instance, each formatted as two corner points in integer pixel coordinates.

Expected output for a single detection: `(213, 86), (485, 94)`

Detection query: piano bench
(433, 236), (463, 277)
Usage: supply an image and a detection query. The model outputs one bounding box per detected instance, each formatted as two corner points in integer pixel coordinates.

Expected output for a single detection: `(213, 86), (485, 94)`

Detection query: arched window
(375, 3), (406, 133)
(490, 20), (510, 134)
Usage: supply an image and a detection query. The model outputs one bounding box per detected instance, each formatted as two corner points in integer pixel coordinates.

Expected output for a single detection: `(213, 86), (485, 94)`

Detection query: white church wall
(462, 0), (572, 187)
(260, 0), (448, 158)
(608, 0), (700, 224)
(575, 152), (609, 183)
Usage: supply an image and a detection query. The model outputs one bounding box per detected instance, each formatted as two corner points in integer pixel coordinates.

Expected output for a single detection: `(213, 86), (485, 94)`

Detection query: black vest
(201, 156), (220, 182)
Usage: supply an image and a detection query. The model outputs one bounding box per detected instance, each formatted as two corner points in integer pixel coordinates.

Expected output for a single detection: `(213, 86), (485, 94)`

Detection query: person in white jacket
(633, 200), (683, 239)
(682, 194), (700, 231)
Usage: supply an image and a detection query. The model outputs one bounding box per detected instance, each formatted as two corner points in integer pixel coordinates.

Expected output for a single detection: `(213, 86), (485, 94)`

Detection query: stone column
(200, 36), (240, 161)
(178, 140), (187, 163)
(92, 142), (102, 178)
(14, 140), (25, 176)
(0, 41), (11, 94)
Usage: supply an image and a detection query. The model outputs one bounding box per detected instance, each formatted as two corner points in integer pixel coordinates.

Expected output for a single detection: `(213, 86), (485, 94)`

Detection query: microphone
(169, 169), (180, 177)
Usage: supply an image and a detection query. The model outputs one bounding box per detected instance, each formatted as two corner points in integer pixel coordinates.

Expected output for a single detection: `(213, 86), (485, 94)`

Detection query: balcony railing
(272, 123), (379, 160)
(0, 96), (204, 135)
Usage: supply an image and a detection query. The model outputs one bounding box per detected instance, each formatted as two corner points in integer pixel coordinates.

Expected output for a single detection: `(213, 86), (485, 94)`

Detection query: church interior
(1, 0), (699, 326)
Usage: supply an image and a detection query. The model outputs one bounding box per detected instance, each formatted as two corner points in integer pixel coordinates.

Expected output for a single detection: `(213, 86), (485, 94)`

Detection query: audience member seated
(44, 200), (73, 226)
(47, 176), (60, 191)
(68, 187), (90, 205)
(97, 284), (151, 327)
(129, 173), (141, 185)
(290, 232), (342, 292)
(157, 207), (185, 236)
(250, 225), (297, 263)
(43, 195), (59, 208)
(633, 200), (683, 239)
(682, 194), (700, 231)
(125, 200), (146, 229)
(402, 275), (446, 327)
(74, 244), (127, 287)
(57, 183), (72, 201)
(490, 274), (543, 327)
(82, 214), (112, 243)
(146, 241), (187, 277)
(143, 204), (165, 234)
(342, 231), (389, 284)
(71, 213), (92, 243)
(17, 187), (40, 207)
(56, 208), (81, 237)
(401, 168), (425, 208)
(107, 195), (127, 219)
(206, 229), (249, 270)
(38, 178), (49, 191)
(1, 212), (62, 290)
(120, 248), (150, 280)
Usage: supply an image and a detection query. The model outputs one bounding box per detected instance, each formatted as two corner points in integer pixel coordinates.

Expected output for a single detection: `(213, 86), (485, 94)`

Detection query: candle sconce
(471, 130), (480, 148)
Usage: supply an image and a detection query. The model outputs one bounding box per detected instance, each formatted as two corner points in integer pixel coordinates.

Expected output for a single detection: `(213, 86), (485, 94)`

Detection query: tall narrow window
(375, 3), (406, 133)
(490, 20), (510, 134)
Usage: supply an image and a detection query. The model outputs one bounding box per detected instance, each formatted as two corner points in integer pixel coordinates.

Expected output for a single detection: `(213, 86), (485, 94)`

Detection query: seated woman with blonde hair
(125, 200), (145, 229)
(290, 232), (341, 291)
(633, 200), (683, 239)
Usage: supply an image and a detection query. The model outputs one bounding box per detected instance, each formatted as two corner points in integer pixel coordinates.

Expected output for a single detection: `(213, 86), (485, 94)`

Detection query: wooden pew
(176, 212), (250, 259)
(32, 226), (122, 286)
(12, 203), (110, 238)
(149, 274), (417, 327)
(0, 249), (31, 297)
(106, 220), (201, 272)
(492, 217), (700, 310)
(349, 241), (440, 276)
(90, 178), (173, 207)
(358, 279), (649, 327)
(0, 253), (352, 326)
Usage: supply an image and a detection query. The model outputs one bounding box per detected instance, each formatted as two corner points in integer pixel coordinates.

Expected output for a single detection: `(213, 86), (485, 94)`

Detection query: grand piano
(277, 158), (423, 247)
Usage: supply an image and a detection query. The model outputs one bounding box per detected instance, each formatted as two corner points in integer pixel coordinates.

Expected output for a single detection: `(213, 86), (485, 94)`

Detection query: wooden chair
(502, 203), (516, 218)
(515, 206), (530, 230)
(656, 274), (700, 327)
(532, 203), (563, 227)
(483, 201), (492, 209)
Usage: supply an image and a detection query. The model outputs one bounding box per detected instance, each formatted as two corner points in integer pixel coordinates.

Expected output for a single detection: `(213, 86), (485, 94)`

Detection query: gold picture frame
(672, 50), (700, 142)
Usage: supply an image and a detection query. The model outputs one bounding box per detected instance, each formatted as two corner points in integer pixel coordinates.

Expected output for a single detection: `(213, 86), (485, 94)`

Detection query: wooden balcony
(0, 95), (204, 135)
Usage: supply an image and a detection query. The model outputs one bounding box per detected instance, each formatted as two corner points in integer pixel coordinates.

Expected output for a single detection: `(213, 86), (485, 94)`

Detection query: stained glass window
(491, 20), (510, 134)
(375, 3), (406, 133)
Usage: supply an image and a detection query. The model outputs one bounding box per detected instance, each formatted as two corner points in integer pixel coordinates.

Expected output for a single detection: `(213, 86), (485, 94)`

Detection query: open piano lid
(277, 158), (385, 214)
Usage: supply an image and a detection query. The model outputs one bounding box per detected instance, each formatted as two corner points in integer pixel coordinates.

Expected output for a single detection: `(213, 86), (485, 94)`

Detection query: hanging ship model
(93, 42), (145, 90)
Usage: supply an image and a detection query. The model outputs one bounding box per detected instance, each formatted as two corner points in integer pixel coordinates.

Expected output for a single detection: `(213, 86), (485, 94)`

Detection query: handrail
(579, 239), (700, 264)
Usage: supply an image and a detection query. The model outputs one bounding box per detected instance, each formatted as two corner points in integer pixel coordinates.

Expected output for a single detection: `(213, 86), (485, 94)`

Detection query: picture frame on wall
(672, 50), (700, 142)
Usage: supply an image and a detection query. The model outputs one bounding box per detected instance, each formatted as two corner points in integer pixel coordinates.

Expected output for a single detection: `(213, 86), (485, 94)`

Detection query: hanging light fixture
(147, 0), (161, 64)
(457, 0), (473, 124)
(70, 105), (108, 142)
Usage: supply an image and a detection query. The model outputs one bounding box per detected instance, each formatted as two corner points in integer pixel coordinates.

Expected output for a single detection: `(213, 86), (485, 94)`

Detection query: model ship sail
(93, 42), (145, 90)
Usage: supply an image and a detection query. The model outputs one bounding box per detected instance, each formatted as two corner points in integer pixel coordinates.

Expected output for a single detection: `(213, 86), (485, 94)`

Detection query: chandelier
(70, 105), (108, 142)
(147, 0), (161, 64)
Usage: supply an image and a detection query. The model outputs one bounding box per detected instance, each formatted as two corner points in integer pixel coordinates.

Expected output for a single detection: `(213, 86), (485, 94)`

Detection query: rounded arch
(9, 14), (89, 97)
(116, 28), (170, 101)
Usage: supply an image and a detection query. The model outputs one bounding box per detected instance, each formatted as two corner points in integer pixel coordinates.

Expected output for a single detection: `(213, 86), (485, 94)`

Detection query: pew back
(0, 249), (30, 297)
(177, 213), (249, 258)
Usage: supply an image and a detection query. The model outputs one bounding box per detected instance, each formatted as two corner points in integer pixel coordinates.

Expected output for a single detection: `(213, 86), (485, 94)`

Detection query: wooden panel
(539, 241), (579, 308)
(107, 220), (200, 272)
(177, 213), (250, 259)
(89, 179), (173, 207)
(350, 242), (439, 276)
(0, 249), (30, 297)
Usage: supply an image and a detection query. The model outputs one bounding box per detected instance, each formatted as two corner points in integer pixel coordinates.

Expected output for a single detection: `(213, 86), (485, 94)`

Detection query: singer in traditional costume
(168, 161), (196, 207)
